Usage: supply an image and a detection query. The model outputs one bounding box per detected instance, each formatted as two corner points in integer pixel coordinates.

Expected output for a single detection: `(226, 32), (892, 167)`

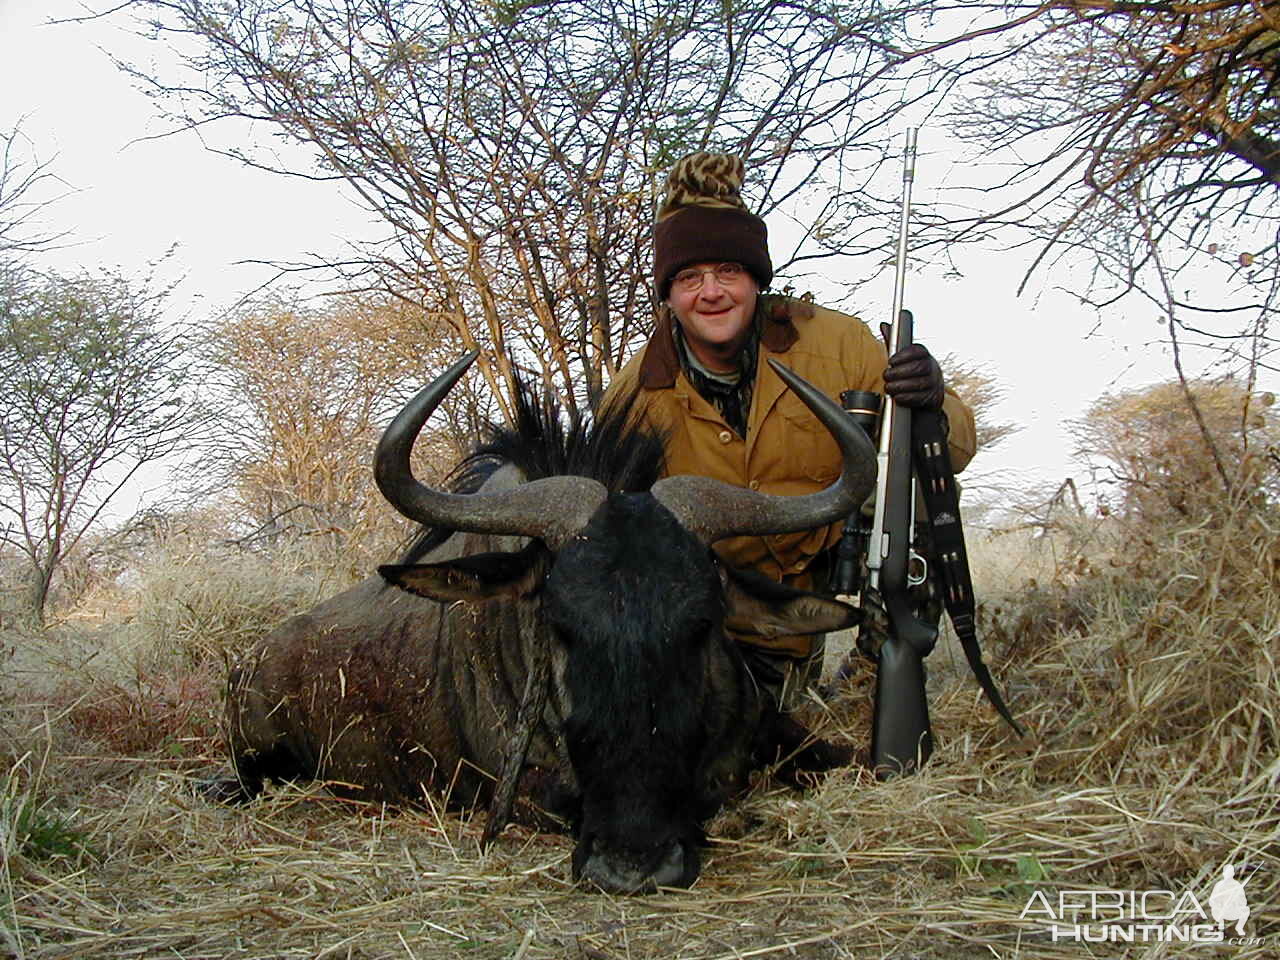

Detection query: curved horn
(374, 351), (608, 547)
(651, 359), (877, 545)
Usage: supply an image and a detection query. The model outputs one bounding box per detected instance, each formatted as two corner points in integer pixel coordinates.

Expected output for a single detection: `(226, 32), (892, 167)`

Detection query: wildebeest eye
(686, 618), (716, 644)
(551, 622), (576, 647)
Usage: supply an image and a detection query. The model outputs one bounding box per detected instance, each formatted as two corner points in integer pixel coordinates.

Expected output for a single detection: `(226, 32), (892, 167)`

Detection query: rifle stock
(871, 615), (933, 773)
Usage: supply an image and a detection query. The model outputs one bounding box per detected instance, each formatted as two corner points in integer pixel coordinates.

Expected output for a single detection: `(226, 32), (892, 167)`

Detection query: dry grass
(2, 507), (1277, 958)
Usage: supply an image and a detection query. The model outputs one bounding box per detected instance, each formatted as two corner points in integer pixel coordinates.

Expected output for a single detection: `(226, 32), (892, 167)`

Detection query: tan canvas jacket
(602, 295), (977, 656)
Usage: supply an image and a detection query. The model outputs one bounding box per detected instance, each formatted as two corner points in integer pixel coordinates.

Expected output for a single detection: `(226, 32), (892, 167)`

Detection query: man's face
(665, 261), (759, 373)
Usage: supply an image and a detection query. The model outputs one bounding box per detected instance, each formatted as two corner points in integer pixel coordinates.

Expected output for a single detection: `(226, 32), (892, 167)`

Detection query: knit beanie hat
(653, 153), (773, 298)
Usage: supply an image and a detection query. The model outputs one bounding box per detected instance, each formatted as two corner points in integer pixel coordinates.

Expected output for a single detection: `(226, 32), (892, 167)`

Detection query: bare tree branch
(112, 0), (953, 411)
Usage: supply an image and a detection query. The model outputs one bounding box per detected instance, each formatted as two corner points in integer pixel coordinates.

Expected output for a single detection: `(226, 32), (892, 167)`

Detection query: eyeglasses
(671, 262), (747, 294)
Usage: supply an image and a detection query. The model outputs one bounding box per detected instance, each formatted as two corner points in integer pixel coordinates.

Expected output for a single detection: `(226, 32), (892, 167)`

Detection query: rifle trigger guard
(907, 548), (928, 588)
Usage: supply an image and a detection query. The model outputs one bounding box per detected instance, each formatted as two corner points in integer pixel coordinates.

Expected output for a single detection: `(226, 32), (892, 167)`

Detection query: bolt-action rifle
(831, 130), (1024, 776)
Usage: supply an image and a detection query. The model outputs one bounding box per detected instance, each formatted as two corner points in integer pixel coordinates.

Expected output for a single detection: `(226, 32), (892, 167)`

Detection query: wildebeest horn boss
(210, 352), (878, 893)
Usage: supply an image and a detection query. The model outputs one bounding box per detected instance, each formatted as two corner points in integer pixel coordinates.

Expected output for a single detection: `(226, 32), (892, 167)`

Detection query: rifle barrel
(889, 129), (916, 356)
(867, 128), (918, 590)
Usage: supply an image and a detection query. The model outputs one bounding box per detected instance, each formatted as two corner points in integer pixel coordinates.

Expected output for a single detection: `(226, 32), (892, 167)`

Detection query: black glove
(879, 321), (945, 410)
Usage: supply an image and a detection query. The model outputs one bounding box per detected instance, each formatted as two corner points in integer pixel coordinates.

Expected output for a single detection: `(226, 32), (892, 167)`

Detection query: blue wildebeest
(210, 352), (876, 893)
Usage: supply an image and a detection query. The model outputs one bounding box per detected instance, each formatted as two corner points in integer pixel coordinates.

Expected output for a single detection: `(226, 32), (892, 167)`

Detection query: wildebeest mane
(398, 375), (664, 563)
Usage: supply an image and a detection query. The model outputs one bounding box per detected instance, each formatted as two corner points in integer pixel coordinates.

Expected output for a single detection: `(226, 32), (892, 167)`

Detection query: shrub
(981, 491), (1279, 790)
(128, 540), (342, 667)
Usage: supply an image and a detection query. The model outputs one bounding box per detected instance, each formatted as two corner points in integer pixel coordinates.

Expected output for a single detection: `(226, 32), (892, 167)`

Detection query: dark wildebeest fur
(210, 353), (875, 893)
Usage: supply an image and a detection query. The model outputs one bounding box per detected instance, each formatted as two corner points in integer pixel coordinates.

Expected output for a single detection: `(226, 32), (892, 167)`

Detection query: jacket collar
(637, 294), (806, 389)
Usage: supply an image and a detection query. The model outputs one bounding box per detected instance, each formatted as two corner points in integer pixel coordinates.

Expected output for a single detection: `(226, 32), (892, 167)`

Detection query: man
(604, 152), (976, 709)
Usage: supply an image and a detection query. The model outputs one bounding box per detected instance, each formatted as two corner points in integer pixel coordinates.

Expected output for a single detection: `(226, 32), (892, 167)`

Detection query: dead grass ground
(2, 513), (1276, 959)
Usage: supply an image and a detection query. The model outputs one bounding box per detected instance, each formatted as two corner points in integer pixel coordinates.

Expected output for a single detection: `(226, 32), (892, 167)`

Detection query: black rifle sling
(912, 409), (1025, 736)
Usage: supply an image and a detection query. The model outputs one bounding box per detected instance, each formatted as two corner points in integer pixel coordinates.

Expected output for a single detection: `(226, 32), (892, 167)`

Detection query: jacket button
(749, 479), (760, 490)
(718, 430), (733, 443)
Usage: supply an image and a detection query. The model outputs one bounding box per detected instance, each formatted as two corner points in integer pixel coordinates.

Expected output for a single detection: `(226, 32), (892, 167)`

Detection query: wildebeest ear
(721, 565), (861, 637)
(379, 544), (548, 601)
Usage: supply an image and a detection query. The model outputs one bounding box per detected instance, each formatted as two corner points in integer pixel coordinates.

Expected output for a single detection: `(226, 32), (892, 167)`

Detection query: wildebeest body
(225, 501), (767, 877)
(215, 353), (876, 892)
(226, 473), (577, 819)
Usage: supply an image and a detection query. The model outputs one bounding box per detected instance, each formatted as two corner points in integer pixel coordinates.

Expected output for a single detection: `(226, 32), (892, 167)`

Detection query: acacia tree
(892, 0), (1280, 511)
(924, 1), (1279, 376)
(0, 123), (68, 257)
(109, 3), (1280, 409)
(201, 293), (463, 563)
(0, 267), (199, 621)
(1072, 377), (1279, 522)
(941, 356), (1018, 453)
(116, 0), (951, 413)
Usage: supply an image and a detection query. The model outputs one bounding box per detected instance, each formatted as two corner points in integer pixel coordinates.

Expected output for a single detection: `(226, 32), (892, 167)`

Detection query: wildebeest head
(374, 352), (876, 892)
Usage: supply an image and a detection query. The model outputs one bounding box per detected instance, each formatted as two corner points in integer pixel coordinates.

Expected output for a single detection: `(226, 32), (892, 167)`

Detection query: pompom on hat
(653, 152), (773, 298)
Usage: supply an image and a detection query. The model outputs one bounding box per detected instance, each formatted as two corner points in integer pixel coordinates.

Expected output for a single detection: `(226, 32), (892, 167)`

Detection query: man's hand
(879, 321), (944, 410)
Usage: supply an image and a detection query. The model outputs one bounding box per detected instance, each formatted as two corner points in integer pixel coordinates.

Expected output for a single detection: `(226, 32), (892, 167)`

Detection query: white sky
(1, 1), (1223, 518)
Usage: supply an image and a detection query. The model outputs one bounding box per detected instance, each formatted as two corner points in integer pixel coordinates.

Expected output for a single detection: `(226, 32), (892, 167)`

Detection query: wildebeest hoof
(195, 777), (256, 805)
(794, 735), (856, 771)
(766, 713), (857, 787)
(773, 737), (858, 789)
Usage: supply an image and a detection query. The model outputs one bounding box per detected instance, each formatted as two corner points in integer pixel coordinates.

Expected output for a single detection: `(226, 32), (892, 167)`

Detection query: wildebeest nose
(579, 839), (691, 894)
